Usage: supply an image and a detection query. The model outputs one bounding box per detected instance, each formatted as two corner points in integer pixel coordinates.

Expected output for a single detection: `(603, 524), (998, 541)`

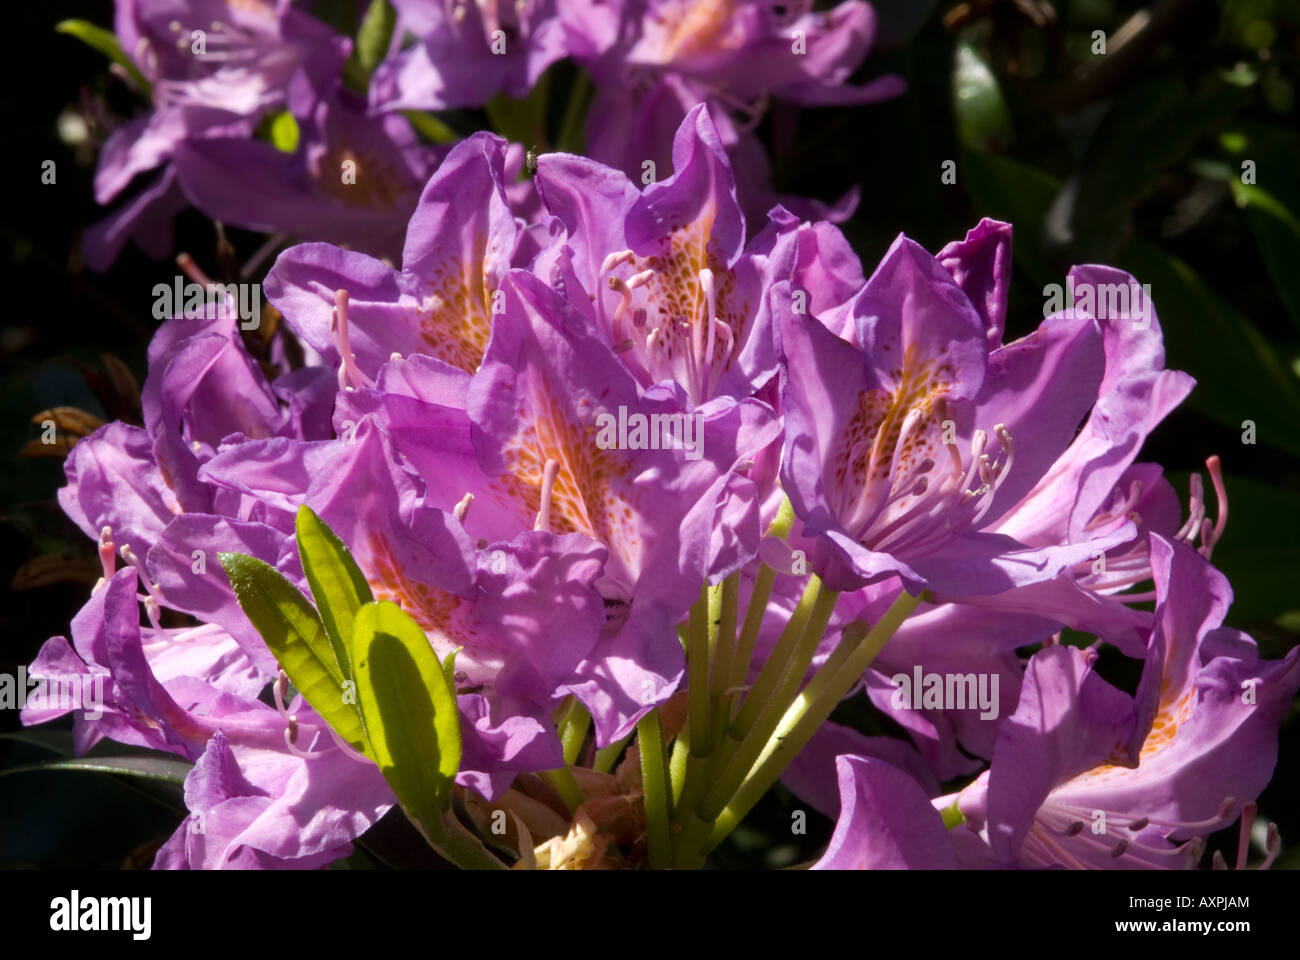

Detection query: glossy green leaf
(442, 646), (461, 696)
(485, 68), (551, 148)
(295, 505), (373, 683)
(56, 20), (150, 94)
(1050, 78), (1249, 258)
(873, 0), (941, 46)
(351, 601), (460, 822)
(0, 729), (75, 756)
(349, 602), (505, 868)
(219, 552), (369, 755)
(960, 149), (1061, 291)
(267, 111), (300, 153)
(1121, 240), (1300, 458)
(355, 0), (397, 73)
(0, 754), (191, 784)
(952, 40), (1012, 152)
(401, 110), (459, 144)
(1229, 181), (1300, 332)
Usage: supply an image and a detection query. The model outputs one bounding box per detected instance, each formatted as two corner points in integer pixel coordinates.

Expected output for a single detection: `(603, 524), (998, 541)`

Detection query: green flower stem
(592, 733), (631, 774)
(673, 816), (710, 871)
(689, 584), (839, 831)
(669, 579), (817, 859)
(808, 619), (866, 689)
(718, 497), (795, 744)
(671, 580), (839, 865)
(541, 766), (586, 815)
(541, 696), (590, 814)
(785, 591), (925, 713)
(728, 564), (776, 698)
(556, 697), (592, 766)
(708, 573), (741, 756)
(747, 585), (841, 753)
(687, 583), (716, 755)
(668, 727), (690, 805)
(637, 709), (673, 870)
(769, 495), (798, 540)
(702, 588), (924, 852)
(711, 575), (822, 782)
(673, 584), (724, 833)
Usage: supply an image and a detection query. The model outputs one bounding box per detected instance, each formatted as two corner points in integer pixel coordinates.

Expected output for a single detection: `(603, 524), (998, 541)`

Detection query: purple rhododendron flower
(565, 1), (903, 222)
(369, 0), (569, 110)
(24, 4), (1298, 873)
(957, 536), (1300, 869)
(171, 89), (444, 258)
(807, 537), (1299, 871)
(535, 103), (795, 404)
(777, 224), (1173, 598)
(88, 0), (350, 267)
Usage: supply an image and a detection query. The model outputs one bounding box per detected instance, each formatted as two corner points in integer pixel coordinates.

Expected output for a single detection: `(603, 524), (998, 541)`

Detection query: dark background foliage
(2, 0), (1297, 868)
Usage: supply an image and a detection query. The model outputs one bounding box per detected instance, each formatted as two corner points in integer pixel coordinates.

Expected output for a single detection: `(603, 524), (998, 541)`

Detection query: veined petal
(813, 756), (958, 870)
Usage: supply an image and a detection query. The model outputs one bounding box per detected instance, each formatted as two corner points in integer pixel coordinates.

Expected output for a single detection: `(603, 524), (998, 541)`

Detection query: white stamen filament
(1084, 479), (1144, 532)
(332, 289), (375, 391)
(597, 250), (637, 331)
(697, 268), (718, 402)
(144, 596), (162, 631)
(965, 424), (1016, 527)
(534, 459), (560, 532)
(327, 726), (373, 764)
(706, 319), (736, 397)
(273, 670), (327, 758)
(119, 544), (167, 607)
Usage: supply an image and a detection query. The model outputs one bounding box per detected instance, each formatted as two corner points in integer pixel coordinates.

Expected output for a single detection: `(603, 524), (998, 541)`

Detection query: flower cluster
(31, 2), (1298, 871)
(85, 0), (899, 269)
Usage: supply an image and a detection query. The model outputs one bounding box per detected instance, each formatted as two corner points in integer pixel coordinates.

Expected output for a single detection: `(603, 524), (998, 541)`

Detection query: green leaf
(555, 68), (593, 156)
(0, 729), (75, 756)
(295, 505), (373, 683)
(355, 0), (397, 74)
(1053, 78), (1250, 258)
(401, 110), (459, 144)
(952, 40), (1012, 152)
(341, 55), (371, 94)
(219, 552), (369, 755)
(873, 0), (941, 46)
(56, 20), (150, 95)
(442, 646), (461, 695)
(351, 601), (460, 822)
(1228, 181), (1300, 332)
(485, 68), (552, 147)
(350, 602), (505, 868)
(1121, 240), (1300, 458)
(267, 111), (300, 154)
(1216, 124), (1300, 332)
(959, 150), (1061, 291)
(0, 755), (191, 784)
